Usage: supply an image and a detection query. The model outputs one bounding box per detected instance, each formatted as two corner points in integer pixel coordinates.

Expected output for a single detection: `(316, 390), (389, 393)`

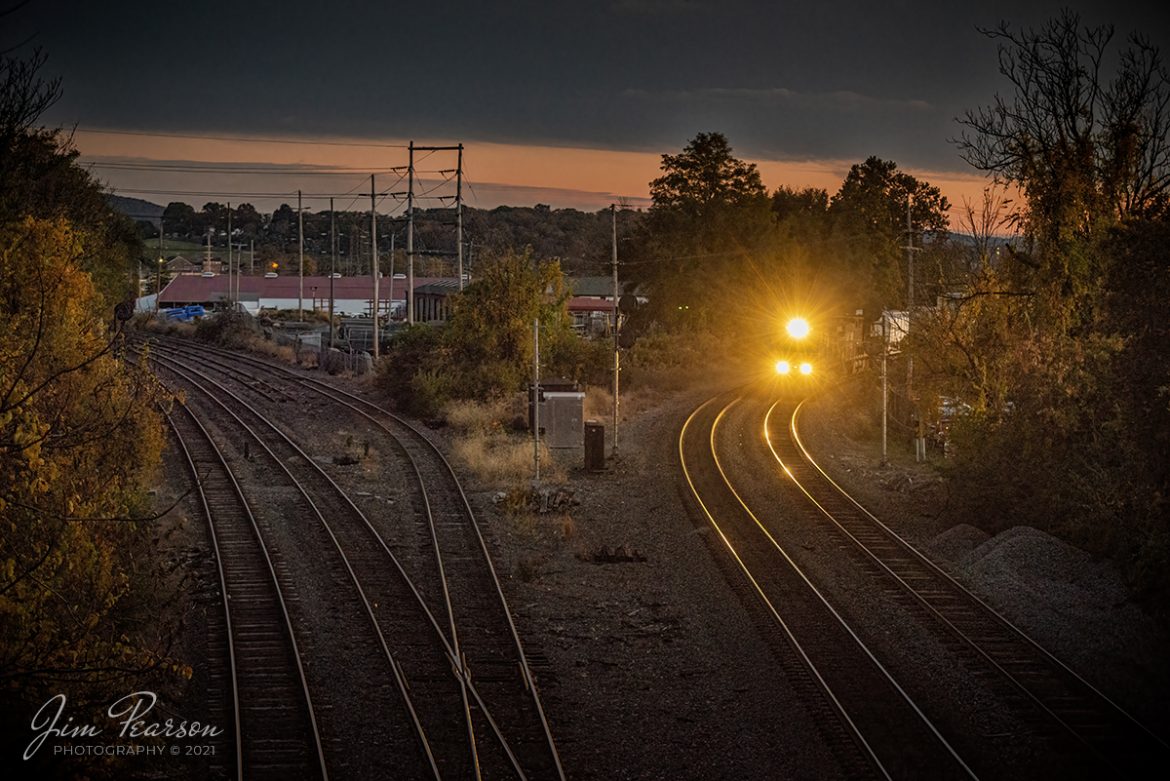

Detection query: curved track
(767, 398), (1170, 779)
(164, 401), (328, 780)
(680, 393), (977, 781)
(139, 335), (564, 780)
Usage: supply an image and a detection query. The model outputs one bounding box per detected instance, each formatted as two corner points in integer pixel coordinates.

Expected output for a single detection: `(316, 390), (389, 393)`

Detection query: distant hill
(108, 195), (165, 225)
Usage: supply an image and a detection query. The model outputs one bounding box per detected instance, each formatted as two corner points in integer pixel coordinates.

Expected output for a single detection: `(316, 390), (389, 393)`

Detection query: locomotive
(774, 316), (815, 378)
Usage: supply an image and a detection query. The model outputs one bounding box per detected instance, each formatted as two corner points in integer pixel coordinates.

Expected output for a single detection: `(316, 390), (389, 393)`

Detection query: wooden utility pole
(225, 203), (230, 303)
(906, 194), (914, 396)
(881, 317), (889, 467)
(371, 176), (379, 361)
(905, 194), (926, 462)
(456, 143), (464, 291)
(156, 220), (163, 312)
(533, 318), (541, 484)
(388, 231), (396, 321)
(407, 141), (415, 325)
(297, 189), (304, 321)
(611, 204), (620, 459)
(330, 197), (336, 349)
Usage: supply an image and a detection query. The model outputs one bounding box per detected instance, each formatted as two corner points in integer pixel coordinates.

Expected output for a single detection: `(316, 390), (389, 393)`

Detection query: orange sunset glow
(76, 129), (995, 214)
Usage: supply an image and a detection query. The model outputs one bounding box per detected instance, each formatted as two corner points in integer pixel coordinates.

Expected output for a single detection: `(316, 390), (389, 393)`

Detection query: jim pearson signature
(24, 691), (222, 760)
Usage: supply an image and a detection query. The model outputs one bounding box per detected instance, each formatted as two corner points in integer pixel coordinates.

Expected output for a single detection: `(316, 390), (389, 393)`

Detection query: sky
(9, 0), (1168, 214)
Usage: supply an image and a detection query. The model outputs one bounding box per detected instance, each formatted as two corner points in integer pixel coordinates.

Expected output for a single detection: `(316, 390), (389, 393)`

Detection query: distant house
(165, 255), (223, 275)
(165, 255), (201, 275)
(565, 276), (646, 336)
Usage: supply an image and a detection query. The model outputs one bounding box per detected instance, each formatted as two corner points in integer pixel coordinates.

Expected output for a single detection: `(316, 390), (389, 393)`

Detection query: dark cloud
(11, 1), (1168, 175)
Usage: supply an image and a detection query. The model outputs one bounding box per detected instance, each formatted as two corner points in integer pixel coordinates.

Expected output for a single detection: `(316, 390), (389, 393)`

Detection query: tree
(380, 249), (576, 415)
(446, 249), (571, 395)
(633, 132), (773, 329)
(649, 132), (768, 217)
(827, 156), (950, 315)
(1, 217), (174, 719)
(1, 47), (184, 763)
(162, 201), (196, 237)
(920, 13), (1170, 614)
(772, 185), (829, 225)
(956, 11), (1170, 244)
(0, 47), (60, 146)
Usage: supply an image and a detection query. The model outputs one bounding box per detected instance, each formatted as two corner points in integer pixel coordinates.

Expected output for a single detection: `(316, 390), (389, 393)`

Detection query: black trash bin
(584, 420), (605, 471)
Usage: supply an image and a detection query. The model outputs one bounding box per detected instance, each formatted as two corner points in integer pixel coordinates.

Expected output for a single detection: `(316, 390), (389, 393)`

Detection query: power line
(85, 160), (444, 176)
(76, 126), (411, 149)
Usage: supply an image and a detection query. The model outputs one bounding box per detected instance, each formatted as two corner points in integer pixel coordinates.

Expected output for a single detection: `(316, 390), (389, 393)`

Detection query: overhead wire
(76, 126), (412, 149)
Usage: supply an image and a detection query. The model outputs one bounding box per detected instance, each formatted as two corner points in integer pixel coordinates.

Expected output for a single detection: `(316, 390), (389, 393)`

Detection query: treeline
(1, 46), (179, 769)
(382, 14), (1168, 616)
(604, 14), (1170, 614)
(144, 200), (642, 277)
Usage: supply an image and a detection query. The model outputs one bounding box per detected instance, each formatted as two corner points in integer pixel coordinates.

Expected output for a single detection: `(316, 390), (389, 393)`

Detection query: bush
(408, 368), (454, 419)
(194, 310), (258, 349)
(379, 325), (448, 411)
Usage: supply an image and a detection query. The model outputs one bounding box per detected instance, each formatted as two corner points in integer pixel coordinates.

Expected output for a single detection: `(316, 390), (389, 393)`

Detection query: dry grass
(583, 384), (660, 424)
(443, 397), (512, 434)
(452, 429), (565, 487)
(246, 337), (298, 364)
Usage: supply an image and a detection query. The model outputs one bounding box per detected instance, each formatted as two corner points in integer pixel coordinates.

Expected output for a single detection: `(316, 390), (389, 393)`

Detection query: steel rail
(145, 335), (565, 780)
(140, 341), (539, 778)
(680, 395), (893, 780)
(767, 397), (1170, 778)
(706, 397), (978, 779)
(140, 348), (445, 778)
(161, 398), (328, 780)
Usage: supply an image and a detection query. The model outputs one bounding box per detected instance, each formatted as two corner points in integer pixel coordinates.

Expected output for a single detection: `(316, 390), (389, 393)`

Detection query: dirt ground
(450, 377), (1170, 775)
(151, 347), (1170, 778)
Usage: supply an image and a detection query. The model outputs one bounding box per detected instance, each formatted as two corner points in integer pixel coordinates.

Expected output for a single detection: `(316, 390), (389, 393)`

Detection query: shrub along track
(138, 335), (564, 780)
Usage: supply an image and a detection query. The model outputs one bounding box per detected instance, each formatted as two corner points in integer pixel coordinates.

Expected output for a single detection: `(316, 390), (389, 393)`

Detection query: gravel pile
(928, 523), (990, 562)
(949, 525), (1170, 719)
(799, 395), (1170, 730)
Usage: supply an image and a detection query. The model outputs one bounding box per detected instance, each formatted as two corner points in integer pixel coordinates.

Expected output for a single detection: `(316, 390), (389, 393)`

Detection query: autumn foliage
(0, 218), (173, 731)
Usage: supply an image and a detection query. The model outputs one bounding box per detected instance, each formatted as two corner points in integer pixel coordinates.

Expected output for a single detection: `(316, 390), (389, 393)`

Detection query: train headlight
(799, 362), (813, 375)
(786, 317), (810, 340)
(775, 360), (791, 375)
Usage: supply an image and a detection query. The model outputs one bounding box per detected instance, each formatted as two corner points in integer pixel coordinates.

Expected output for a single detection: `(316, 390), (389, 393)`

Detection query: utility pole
(881, 314), (889, 467)
(370, 175), (379, 361)
(533, 318), (541, 485)
(249, 239), (254, 277)
(611, 204), (620, 459)
(330, 197), (336, 348)
(156, 220), (163, 313)
(299, 189), (304, 320)
(226, 202), (232, 306)
(407, 141), (415, 325)
(906, 194), (914, 396)
(905, 194), (926, 462)
(388, 231), (396, 322)
(456, 143), (464, 291)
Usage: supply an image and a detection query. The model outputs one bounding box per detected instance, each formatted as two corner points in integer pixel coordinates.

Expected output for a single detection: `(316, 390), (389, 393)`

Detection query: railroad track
(139, 348), (447, 778)
(138, 335), (564, 779)
(163, 400), (327, 780)
(680, 394), (977, 781)
(766, 398), (1170, 779)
